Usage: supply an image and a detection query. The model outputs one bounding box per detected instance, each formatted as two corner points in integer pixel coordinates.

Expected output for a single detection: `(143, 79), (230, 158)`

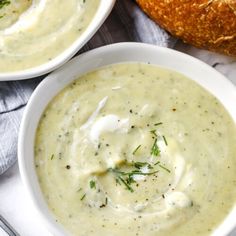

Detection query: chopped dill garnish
(0, 0), (10, 9)
(126, 175), (135, 185)
(115, 178), (121, 185)
(134, 162), (148, 169)
(158, 164), (171, 173)
(132, 145), (141, 155)
(77, 188), (82, 192)
(90, 180), (96, 189)
(130, 170), (159, 176)
(134, 162), (153, 170)
(80, 193), (86, 201)
(108, 165), (159, 193)
(150, 139), (161, 156)
(108, 168), (126, 175)
(107, 130), (170, 193)
(150, 130), (157, 137)
(50, 154), (54, 160)
(154, 161), (160, 165)
(154, 122), (163, 126)
(109, 167), (157, 177)
(118, 176), (134, 192)
(163, 136), (168, 146)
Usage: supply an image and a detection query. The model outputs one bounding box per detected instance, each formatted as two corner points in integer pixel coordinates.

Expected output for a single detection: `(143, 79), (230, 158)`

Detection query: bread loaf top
(137, 0), (236, 56)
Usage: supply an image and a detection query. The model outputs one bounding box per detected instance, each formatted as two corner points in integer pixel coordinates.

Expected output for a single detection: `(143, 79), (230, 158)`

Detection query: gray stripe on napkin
(0, 0), (176, 175)
(0, 106), (24, 174)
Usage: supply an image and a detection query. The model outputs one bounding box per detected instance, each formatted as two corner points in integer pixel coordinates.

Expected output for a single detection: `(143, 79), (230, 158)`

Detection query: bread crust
(137, 0), (236, 56)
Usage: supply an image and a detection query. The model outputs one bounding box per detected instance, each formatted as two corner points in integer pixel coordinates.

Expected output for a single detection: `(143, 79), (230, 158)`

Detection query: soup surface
(35, 63), (236, 236)
(0, 0), (99, 72)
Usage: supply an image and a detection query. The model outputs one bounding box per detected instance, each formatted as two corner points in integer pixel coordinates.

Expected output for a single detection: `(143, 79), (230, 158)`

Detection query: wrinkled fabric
(0, 0), (176, 175)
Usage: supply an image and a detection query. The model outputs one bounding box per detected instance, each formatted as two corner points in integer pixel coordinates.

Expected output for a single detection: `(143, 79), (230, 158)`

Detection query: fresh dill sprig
(107, 128), (170, 193)
(154, 122), (163, 126)
(77, 187), (82, 192)
(154, 161), (160, 166)
(0, 0), (10, 9)
(80, 193), (86, 201)
(118, 176), (134, 192)
(89, 180), (96, 189)
(130, 170), (159, 176)
(150, 130), (157, 137)
(134, 161), (153, 170)
(109, 167), (157, 177)
(132, 145), (141, 155)
(115, 178), (121, 185)
(150, 139), (161, 156)
(158, 164), (171, 173)
(162, 136), (168, 146)
(108, 164), (159, 193)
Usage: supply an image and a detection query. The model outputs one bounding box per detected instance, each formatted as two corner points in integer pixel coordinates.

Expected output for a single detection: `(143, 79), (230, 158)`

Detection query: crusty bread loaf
(136, 0), (236, 56)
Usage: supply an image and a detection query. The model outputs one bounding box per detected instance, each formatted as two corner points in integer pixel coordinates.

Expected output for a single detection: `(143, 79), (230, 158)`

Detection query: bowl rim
(0, 0), (116, 81)
(18, 42), (236, 236)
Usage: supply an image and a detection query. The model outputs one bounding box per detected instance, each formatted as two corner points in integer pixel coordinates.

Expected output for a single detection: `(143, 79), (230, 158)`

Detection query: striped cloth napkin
(0, 0), (176, 175)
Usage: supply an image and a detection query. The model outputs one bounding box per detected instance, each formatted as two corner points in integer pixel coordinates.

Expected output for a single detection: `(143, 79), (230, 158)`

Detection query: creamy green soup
(35, 63), (236, 236)
(0, 0), (99, 72)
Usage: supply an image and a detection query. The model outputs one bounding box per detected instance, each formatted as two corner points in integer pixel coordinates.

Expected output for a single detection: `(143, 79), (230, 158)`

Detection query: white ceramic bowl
(18, 42), (236, 236)
(0, 0), (115, 81)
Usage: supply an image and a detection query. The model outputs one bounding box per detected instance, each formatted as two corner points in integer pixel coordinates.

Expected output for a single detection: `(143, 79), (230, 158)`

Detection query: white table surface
(0, 40), (236, 236)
